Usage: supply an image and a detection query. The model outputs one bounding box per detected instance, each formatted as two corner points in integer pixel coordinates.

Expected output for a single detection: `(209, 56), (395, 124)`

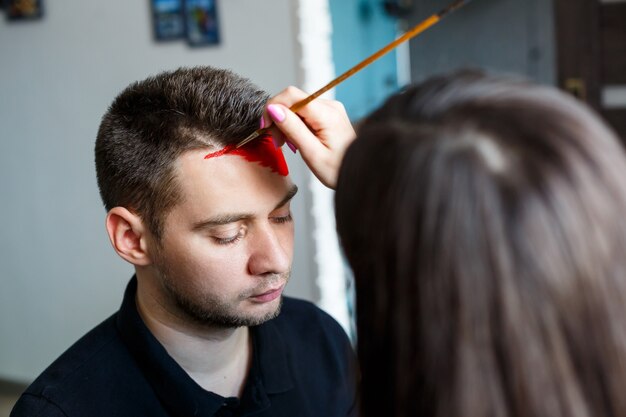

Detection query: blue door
(329, 0), (401, 121)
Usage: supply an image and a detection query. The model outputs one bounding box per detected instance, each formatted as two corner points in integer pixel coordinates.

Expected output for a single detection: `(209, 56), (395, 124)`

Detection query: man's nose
(247, 225), (291, 276)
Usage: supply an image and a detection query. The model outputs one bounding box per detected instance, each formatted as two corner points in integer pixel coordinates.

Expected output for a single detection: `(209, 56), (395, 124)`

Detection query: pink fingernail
(267, 104), (286, 123)
(286, 141), (297, 154)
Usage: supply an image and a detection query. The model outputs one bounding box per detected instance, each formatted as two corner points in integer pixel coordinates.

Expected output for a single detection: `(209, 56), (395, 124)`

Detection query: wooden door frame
(554, 0), (602, 109)
(554, 0), (626, 140)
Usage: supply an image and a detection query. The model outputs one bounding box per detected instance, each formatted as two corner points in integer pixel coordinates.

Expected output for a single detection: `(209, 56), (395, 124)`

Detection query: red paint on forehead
(203, 135), (289, 176)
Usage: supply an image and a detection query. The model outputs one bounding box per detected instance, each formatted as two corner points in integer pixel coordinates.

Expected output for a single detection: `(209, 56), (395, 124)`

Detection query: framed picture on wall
(5, 0), (43, 20)
(151, 0), (185, 41)
(184, 0), (220, 46)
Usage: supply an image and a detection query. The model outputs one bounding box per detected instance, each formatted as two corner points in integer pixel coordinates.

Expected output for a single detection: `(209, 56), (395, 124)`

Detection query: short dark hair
(95, 66), (268, 239)
(336, 71), (626, 417)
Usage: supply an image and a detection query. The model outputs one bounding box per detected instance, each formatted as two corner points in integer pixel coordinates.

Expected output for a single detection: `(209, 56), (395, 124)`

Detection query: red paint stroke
(204, 135), (289, 176)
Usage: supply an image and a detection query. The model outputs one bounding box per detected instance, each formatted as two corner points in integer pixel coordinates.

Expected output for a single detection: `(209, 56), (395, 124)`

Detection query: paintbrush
(236, 0), (474, 148)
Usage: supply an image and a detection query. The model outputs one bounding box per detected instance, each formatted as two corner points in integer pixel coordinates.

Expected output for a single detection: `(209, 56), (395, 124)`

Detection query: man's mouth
(249, 284), (285, 303)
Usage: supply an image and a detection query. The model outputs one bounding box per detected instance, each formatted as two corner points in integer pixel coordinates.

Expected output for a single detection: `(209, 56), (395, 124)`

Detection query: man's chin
(240, 296), (283, 326)
(190, 296), (284, 329)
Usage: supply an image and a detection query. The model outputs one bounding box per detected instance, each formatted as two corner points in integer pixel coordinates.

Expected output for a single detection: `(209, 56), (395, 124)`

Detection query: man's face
(150, 148), (296, 328)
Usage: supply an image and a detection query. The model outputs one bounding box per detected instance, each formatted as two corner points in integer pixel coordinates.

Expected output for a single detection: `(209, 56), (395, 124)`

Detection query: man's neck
(135, 277), (252, 398)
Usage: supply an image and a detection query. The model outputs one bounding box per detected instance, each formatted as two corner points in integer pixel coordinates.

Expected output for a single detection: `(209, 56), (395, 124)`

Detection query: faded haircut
(95, 66), (268, 239)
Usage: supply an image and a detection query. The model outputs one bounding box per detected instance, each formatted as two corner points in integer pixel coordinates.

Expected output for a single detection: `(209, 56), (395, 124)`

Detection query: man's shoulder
(23, 314), (119, 389)
(11, 314), (151, 417)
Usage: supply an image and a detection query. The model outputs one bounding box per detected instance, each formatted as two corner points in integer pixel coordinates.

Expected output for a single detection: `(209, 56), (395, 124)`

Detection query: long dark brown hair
(336, 71), (626, 417)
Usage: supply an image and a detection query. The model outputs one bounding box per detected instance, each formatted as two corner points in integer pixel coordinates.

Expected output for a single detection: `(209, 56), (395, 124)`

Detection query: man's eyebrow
(192, 213), (254, 230)
(274, 184), (299, 211)
(191, 185), (299, 230)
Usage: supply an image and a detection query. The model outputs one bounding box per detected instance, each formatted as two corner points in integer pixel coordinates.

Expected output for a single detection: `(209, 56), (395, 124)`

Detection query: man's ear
(105, 207), (153, 266)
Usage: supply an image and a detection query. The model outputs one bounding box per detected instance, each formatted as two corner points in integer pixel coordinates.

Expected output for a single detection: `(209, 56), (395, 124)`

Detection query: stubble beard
(156, 263), (290, 329)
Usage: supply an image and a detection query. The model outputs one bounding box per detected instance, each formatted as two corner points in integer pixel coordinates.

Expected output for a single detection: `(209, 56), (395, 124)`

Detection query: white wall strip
(602, 85), (626, 109)
(395, 22), (412, 87)
(295, 0), (351, 335)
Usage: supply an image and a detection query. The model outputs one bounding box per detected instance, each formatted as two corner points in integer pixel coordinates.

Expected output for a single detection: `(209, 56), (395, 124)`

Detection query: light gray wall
(407, 0), (556, 85)
(0, 0), (317, 382)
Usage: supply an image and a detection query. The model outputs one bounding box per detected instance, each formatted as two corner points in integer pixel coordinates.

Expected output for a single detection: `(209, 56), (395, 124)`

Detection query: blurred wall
(0, 0), (319, 383)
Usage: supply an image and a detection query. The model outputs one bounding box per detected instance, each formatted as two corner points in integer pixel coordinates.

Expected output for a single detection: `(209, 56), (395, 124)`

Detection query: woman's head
(336, 71), (626, 417)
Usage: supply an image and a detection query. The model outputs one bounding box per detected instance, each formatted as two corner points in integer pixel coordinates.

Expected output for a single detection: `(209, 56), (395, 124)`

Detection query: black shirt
(11, 277), (357, 417)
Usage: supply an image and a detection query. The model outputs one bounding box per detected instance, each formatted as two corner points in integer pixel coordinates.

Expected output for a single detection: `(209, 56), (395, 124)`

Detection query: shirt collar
(116, 276), (294, 416)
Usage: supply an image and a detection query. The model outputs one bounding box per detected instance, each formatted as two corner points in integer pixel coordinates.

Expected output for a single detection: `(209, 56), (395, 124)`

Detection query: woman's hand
(261, 86), (356, 189)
